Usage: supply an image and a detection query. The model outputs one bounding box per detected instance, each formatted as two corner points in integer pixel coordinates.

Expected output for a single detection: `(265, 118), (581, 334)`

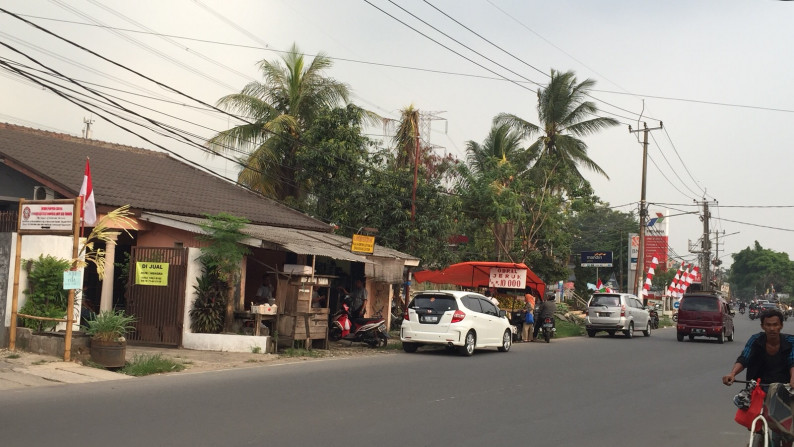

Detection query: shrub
(20, 255), (71, 331)
(82, 310), (136, 342)
(189, 265), (227, 333)
(120, 353), (186, 376)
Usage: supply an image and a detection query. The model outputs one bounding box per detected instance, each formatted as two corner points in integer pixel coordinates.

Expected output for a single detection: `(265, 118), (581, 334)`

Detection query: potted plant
(83, 310), (136, 368)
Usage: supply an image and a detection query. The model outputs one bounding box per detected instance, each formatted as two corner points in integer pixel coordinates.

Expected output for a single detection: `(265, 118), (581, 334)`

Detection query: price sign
(488, 268), (527, 289)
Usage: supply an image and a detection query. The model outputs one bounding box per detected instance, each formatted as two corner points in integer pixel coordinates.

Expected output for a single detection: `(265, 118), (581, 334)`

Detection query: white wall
(4, 234), (82, 330)
(180, 247), (271, 353)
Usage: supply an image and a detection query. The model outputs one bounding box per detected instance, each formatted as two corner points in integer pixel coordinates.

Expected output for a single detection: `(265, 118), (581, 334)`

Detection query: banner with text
(488, 268), (527, 289)
(135, 262), (169, 286)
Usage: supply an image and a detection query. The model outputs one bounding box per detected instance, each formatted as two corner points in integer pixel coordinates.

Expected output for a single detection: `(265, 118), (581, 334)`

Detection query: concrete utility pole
(700, 200), (712, 289)
(629, 121), (663, 295)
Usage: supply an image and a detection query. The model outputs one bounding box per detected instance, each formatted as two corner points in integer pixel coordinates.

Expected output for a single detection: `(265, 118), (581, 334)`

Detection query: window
(411, 295), (458, 313)
(590, 295), (620, 307)
(461, 296), (482, 313)
(680, 296), (719, 312)
(479, 298), (499, 316)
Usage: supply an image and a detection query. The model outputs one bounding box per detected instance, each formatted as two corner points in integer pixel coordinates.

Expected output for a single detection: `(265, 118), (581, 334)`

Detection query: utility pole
(700, 200), (713, 289)
(629, 121), (663, 295)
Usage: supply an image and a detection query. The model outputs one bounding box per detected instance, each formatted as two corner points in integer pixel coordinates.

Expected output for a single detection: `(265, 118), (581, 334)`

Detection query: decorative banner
(135, 262), (169, 286)
(642, 256), (659, 296)
(19, 203), (75, 231)
(488, 268), (527, 289)
(63, 270), (83, 290)
(350, 234), (375, 254)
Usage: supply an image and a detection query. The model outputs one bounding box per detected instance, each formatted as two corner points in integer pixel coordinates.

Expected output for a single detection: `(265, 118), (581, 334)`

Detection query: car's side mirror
(499, 309), (507, 318)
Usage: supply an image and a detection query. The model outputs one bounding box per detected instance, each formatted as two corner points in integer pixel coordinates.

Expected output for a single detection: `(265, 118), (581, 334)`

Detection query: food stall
(275, 264), (333, 349)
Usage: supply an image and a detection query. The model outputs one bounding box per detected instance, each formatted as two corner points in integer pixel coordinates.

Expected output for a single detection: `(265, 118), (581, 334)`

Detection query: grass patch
(120, 353), (186, 376)
(553, 318), (585, 338)
(660, 316), (675, 328)
(279, 348), (325, 358)
(5, 353), (21, 359)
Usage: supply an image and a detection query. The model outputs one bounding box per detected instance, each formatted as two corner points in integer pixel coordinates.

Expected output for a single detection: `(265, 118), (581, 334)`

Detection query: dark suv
(676, 292), (735, 343)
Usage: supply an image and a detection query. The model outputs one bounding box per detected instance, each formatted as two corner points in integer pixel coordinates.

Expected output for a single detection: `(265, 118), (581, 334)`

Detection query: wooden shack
(275, 268), (332, 349)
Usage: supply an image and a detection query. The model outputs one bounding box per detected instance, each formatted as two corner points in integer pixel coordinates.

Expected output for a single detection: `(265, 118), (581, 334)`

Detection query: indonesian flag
(596, 278), (604, 292)
(79, 158), (96, 226)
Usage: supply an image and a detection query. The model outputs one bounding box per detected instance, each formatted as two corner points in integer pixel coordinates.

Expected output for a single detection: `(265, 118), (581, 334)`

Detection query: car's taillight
(404, 309), (410, 321)
(451, 310), (466, 323)
(620, 304), (626, 317)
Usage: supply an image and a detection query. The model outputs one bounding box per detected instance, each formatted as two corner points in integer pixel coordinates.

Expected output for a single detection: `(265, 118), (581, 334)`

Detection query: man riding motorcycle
(723, 308), (794, 446)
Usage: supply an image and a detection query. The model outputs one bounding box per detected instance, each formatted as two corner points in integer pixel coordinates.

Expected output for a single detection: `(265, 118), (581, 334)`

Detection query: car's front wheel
(459, 331), (476, 356)
(643, 320), (651, 337)
(402, 342), (418, 353)
(498, 330), (512, 352)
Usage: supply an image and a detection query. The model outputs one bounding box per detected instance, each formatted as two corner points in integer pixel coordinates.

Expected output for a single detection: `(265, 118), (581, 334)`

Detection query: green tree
(197, 213), (251, 332)
(495, 69), (619, 187)
(20, 255), (72, 331)
(207, 44), (354, 201)
(729, 241), (794, 298)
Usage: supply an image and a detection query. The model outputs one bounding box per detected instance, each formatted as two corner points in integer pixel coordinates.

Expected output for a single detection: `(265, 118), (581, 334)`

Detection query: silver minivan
(585, 293), (651, 338)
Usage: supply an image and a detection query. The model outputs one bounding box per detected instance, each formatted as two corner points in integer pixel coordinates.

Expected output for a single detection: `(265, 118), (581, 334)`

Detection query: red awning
(413, 261), (546, 296)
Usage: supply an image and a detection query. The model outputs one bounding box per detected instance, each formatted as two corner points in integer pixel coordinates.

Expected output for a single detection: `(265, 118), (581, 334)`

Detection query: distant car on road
(585, 292), (651, 338)
(400, 290), (512, 356)
(676, 292), (734, 343)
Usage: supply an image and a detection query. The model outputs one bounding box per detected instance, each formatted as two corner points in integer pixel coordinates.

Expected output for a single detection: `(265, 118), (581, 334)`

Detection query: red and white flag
(642, 256), (659, 296)
(667, 261), (684, 297)
(79, 158), (96, 226)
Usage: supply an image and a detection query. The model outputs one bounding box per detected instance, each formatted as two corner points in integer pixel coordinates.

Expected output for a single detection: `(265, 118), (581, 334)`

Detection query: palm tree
(392, 104), (420, 170)
(495, 69), (618, 182)
(463, 123), (526, 176)
(207, 44), (351, 200)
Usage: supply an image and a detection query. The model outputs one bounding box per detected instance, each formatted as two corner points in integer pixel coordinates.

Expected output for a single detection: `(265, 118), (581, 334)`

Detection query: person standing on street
(522, 293), (535, 342)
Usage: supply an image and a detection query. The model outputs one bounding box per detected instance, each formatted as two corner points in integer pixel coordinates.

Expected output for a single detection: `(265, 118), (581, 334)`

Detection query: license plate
(543, 323), (553, 328)
(692, 328), (705, 334)
(598, 312), (610, 317)
(422, 315), (438, 323)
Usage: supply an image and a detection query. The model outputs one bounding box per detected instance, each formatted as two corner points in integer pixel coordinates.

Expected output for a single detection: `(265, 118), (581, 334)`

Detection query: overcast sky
(1, 0), (793, 272)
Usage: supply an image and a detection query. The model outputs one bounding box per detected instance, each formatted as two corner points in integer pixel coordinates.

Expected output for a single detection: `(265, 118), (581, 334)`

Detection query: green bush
(82, 310), (136, 342)
(189, 265), (227, 333)
(20, 255), (72, 331)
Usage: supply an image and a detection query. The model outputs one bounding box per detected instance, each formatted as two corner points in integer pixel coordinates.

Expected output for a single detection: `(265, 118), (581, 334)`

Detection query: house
(0, 123), (418, 351)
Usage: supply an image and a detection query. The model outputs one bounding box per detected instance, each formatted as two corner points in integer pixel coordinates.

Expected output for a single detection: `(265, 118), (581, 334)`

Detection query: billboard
(580, 251), (613, 267)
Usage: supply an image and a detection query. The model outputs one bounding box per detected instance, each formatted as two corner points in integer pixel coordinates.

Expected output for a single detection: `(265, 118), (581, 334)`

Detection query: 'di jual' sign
(135, 262), (169, 286)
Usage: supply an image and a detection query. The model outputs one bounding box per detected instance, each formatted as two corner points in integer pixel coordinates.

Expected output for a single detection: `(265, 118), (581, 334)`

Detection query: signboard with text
(488, 268), (527, 289)
(350, 234), (375, 254)
(135, 262), (169, 286)
(580, 251), (613, 267)
(19, 203), (75, 232)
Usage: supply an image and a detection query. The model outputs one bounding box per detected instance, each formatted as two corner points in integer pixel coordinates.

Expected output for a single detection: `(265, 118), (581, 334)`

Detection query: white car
(400, 290), (512, 356)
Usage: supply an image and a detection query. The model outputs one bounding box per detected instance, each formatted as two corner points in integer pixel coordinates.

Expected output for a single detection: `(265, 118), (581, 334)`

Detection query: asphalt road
(0, 314), (765, 447)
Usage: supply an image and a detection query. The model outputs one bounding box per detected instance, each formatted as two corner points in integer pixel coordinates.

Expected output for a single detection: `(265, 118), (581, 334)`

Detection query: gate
(126, 247), (188, 346)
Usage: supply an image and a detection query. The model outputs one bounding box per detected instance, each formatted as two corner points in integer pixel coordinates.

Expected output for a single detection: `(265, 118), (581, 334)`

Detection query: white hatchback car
(400, 290), (512, 356)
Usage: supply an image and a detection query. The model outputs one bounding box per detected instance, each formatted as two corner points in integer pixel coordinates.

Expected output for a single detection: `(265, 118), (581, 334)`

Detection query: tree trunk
(224, 278), (235, 333)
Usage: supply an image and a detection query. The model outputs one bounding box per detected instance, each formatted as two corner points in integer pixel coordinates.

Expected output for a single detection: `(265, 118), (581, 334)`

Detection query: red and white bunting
(667, 261), (685, 297)
(642, 256), (659, 296)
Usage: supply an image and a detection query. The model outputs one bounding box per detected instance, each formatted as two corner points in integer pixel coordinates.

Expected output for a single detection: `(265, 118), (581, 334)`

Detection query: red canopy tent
(413, 261), (546, 297)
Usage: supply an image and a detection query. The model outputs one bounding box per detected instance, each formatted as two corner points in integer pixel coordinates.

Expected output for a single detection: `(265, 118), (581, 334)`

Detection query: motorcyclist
(723, 308), (794, 446)
(532, 292), (557, 341)
(739, 302), (746, 312)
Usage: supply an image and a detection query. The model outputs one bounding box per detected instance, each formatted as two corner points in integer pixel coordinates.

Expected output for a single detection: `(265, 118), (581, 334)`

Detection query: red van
(676, 292), (735, 343)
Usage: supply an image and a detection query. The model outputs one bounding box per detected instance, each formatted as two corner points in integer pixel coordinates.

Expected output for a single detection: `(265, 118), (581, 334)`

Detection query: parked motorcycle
(541, 316), (555, 343)
(648, 307), (660, 330)
(509, 310), (525, 342)
(329, 301), (388, 348)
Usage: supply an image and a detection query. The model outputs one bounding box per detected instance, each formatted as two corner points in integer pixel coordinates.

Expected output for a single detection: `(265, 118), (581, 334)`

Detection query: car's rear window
(589, 294), (620, 307)
(680, 296), (719, 311)
(410, 295), (458, 312)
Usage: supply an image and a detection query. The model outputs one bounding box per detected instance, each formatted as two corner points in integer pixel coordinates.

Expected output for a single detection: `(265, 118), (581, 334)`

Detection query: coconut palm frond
(76, 205), (137, 280)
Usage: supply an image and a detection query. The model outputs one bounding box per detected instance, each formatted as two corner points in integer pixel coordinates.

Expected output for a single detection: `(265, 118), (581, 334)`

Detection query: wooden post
(8, 200), (25, 352)
(63, 196), (81, 362)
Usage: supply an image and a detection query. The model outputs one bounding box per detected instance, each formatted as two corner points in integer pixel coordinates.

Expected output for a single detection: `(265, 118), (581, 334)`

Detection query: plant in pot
(83, 310), (136, 368)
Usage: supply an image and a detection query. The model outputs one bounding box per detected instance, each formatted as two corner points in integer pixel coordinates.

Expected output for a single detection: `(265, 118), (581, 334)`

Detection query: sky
(1, 0), (793, 273)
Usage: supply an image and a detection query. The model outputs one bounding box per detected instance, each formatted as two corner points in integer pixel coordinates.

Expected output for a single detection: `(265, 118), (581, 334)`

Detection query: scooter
(541, 316), (555, 343)
(739, 307), (746, 315)
(749, 308), (758, 320)
(329, 302), (388, 348)
(648, 307), (660, 330)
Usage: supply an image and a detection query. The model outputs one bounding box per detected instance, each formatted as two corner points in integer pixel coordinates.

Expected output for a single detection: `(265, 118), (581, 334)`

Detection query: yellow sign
(135, 262), (169, 286)
(351, 234), (375, 254)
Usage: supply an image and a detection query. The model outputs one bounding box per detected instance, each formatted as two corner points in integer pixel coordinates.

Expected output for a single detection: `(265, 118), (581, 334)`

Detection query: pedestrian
(522, 293), (535, 342)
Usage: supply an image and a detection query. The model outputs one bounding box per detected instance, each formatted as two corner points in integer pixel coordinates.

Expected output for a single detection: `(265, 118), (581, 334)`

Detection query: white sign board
(19, 203), (75, 231)
(488, 268), (527, 289)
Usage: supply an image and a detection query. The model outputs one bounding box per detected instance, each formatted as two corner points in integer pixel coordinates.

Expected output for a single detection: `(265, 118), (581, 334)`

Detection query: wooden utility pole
(629, 122), (663, 296)
(701, 200), (712, 290)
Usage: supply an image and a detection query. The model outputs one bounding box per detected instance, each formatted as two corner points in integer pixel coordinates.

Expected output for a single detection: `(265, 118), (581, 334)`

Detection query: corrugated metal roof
(143, 213), (368, 263)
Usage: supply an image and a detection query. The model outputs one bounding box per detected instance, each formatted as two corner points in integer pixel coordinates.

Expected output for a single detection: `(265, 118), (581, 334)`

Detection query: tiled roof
(0, 123), (331, 232)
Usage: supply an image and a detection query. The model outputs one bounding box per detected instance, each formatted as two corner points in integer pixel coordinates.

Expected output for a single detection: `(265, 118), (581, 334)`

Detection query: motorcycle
(739, 307), (746, 315)
(749, 308), (758, 320)
(329, 301), (388, 348)
(541, 316), (555, 343)
(648, 307), (660, 330)
(509, 310), (525, 342)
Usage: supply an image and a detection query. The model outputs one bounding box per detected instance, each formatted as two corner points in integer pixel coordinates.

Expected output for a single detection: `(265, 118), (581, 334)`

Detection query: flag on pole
(79, 158), (96, 226)
(668, 261), (685, 297)
(596, 278), (604, 292)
